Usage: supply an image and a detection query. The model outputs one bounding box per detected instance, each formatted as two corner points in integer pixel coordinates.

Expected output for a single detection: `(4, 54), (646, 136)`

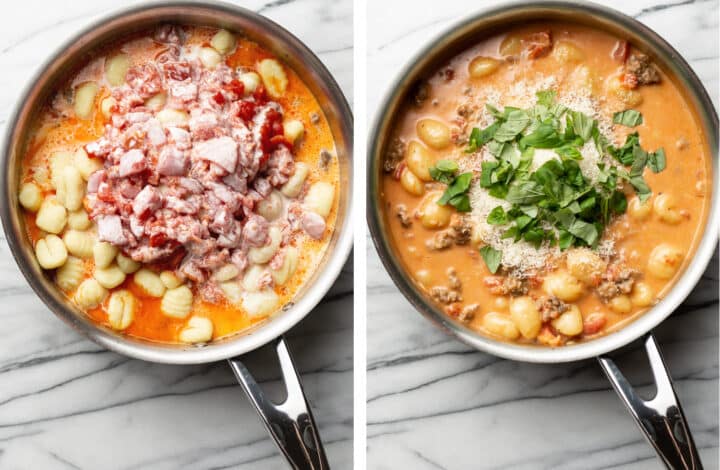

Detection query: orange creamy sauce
(22, 26), (339, 343)
(381, 22), (711, 345)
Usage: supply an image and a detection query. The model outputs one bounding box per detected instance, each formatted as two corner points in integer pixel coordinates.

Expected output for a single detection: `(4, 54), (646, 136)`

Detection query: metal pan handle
(228, 336), (329, 470)
(598, 333), (702, 469)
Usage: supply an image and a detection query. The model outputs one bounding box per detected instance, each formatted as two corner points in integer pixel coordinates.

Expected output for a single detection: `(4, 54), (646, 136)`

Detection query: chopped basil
(429, 159), (459, 184)
(479, 246), (502, 274)
(466, 122), (500, 153)
(487, 206), (508, 225)
(494, 109), (531, 142)
(437, 172), (473, 212)
(648, 148), (666, 173)
(613, 109), (643, 127)
(519, 123), (563, 148)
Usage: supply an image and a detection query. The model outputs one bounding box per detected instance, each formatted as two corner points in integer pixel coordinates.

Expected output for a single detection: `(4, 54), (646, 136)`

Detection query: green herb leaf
(648, 148), (666, 173)
(494, 109), (531, 142)
(466, 122), (500, 152)
(558, 230), (574, 250)
(519, 123), (564, 148)
(429, 159), (458, 184)
(570, 111), (595, 142)
(449, 194), (471, 212)
(555, 145), (583, 160)
(479, 246), (502, 274)
(613, 109), (643, 127)
(568, 219), (599, 246)
(505, 181), (545, 204)
(438, 172), (473, 205)
(487, 206), (508, 225)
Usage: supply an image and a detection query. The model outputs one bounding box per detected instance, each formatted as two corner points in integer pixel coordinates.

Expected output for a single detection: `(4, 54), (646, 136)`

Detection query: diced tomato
(524, 31), (553, 59)
(97, 183), (114, 203)
(621, 72), (638, 89)
(149, 232), (167, 247)
(236, 100), (256, 121)
(225, 78), (245, 98)
(393, 162), (406, 181)
(611, 40), (629, 63)
(583, 312), (607, 335)
(213, 91), (226, 105)
(253, 85), (268, 104)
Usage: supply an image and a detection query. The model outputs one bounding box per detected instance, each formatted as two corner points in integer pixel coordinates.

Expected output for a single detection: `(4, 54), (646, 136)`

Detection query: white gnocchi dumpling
(93, 241), (118, 268)
(210, 29), (236, 55)
(213, 264), (240, 282)
(94, 264), (126, 289)
(157, 109), (189, 127)
(653, 194), (683, 224)
(271, 246), (298, 286)
(242, 289), (279, 318)
(542, 270), (584, 302)
(565, 248), (607, 285)
(199, 47), (222, 69)
(161, 285), (193, 318)
(238, 72), (261, 94)
(107, 289), (137, 330)
(179, 316), (214, 344)
(74, 82), (99, 120)
(258, 58), (288, 99)
(73, 148), (103, 181)
(220, 280), (243, 305)
(248, 226), (282, 265)
(133, 268), (166, 297)
(482, 312), (520, 340)
(416, 118), (451, 150)
(144, 93), (167, 111)
(35, 234), (68, 269)
(242, 264), (270, 292)
(648, 244), (684, 279)
(19, 182), (43, 212)
(256, 190), (283, 221)
(105, 53), (130, 86)
(100, 97), (117, 118)
(56, 256), (84, 291)
(551, 305), (584, 336)
(36, 198), (68, 234)
(67, 210), (92, 230)
(116, 253), (141, 274)
(50, 151), (74, 189)
(74, 278), (108, 309)
(304, 182), (335, 218)
(283, 120), (305, 144)
(509, 296), (542, 340)
(160, 271), (182, 289)
(57, 166), (84, 211)
(280, 162), (309, 198)
(63, 230), (95, 259)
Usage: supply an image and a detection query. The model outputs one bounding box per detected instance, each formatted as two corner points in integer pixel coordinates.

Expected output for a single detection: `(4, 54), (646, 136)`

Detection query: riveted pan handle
(228, 336), (329, 470)
(598, 333), (702, 469)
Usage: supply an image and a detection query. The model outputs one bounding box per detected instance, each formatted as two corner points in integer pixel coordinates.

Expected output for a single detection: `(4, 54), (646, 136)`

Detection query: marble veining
(0, 0), (353, 469)
(367, 0), (718, 468)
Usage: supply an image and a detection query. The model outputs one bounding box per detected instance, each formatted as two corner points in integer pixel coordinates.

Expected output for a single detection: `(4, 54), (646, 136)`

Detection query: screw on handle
(228, 336), (329, 470)
(598, 333), (702, 470)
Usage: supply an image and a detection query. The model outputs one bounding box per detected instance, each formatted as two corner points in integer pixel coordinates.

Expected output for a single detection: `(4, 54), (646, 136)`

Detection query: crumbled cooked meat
(426, 230), (453, 250)
(484, 274), (528, 296)
(412, 81), (430, 107)
(596, 265), (639, 302)
(383, 137), (405, 173)
(537, 296), (569, 322)
(447, 267), (462, 291)
(430, 286), (462, 304)
(621, 72), (639, 89)
(537, 326), (565, 347)
(459, 303), (479, 322)
(310, 112), (320, 124)
(449, 215), (472, 245)
(395, 204), (412, 228)
(457, 104), (474, 118)
(524, 31), (553, 59)
(442, 68), (455, 82)
(319, 149), (333, 169)
(625, 53), (660, 86)
(676, 137), (689, 150)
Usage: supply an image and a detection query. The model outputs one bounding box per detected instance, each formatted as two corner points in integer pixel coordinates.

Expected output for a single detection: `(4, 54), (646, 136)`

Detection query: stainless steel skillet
(367, 2), (717, 468)
(0, 1), (353, 468)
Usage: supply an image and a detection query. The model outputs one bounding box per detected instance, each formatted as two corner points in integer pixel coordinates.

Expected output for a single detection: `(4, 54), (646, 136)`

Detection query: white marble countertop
(0, 1), (353, 469)
(367, 0), (718, 469)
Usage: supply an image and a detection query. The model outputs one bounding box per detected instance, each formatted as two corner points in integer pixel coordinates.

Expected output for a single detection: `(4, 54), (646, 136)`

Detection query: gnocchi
(157, 109), (189, 127)
(35, 198), (68, 234)
(416, 119), (451, 150)
(133, 268), (166, 297)
(280, 162), (309, 198)
(213, 264), (240, 282)
(50, 151), (74, 189)
(256, 191), (283, 221)
(18, 182), (42, 212)
(198, 47), (222, 69)
(145, 93), (167, 111)
(161, 286), (193, 318)
(509, 296), (542, 339)
(93, 242), (118, 268)
(400, 167), (424, 196)
(653, 193), (682, 224)
(248, 226), (282, 265)
(94, 264), (126, 289)
(105, 54), (131, 86)
(74, 279), (108, 309)
(283, 120), (305, 144)
(628, 196), (652, 221)
(258, 59), (288, 99)
(63, 230), (95, 259)
(304, 182), (335, 218)
(179, 316), (214, 344)
(271, 246), (299, 286)
(647, 244), (683, 279)
(468, 56), (500, 78)
(107, 290), (137, 330)
(116, 253), (141, 274)
(74, 82), (99, 120)
(482, 312), (520, 340)
(419, 191), (452, 229)
(220, 281), (243, 305)
(210, 29), (236, 55)
(238, 72), (261, 94)
(631, 282), (655, 307)
(100, 97), (117, 118)
(405, 141), (433, 181)
(551, 305), (583, 336)
(56, 256), (84, 291)
(73, 148), (103, 181)
(543, 271), (584, 302)
(67, 210), (92, 230)
(552, 41), (585, 62)
(160, 271), (182, 289)
(242, 265), (270, 292)
(566, 248), (606, 285)
(35, 234), (68, 269)
(57, 166), (84, 211)
(609, 295), (632, 314)
(242, 289), (279, 318)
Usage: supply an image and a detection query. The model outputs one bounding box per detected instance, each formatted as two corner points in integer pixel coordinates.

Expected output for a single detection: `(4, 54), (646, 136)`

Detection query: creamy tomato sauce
(380, 22), (711, 346)
(20, 25), (339, 344)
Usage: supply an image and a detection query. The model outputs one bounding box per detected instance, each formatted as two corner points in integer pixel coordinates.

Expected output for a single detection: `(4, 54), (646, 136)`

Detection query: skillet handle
(598, 333), (702, 470)
(227, 336), (329, 470)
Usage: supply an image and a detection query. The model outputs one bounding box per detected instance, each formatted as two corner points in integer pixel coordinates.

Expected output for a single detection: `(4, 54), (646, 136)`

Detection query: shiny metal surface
(367, 0), (718, 364)
(599, 335), (702, 470)
(229, 337), (329, 470)
(367, 1), (716, 466)
(0, 0), (353, 365)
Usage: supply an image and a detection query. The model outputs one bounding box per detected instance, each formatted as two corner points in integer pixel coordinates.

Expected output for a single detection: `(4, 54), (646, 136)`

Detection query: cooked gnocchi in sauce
(380, 22), (711, 346)
(20, 25), (339, 344)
